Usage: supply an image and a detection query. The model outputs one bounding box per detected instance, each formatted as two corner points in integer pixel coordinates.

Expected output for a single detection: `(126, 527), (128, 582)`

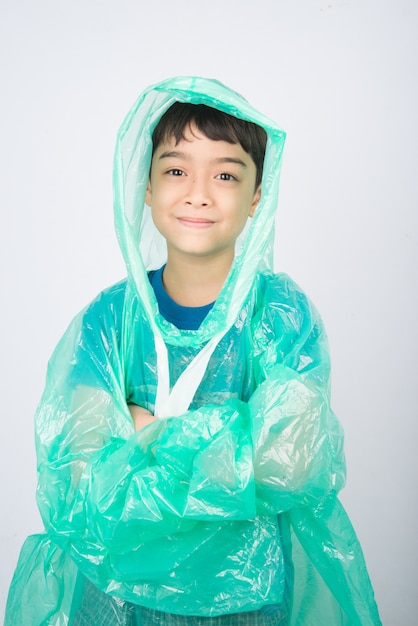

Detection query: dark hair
(152, 102), (267, 188)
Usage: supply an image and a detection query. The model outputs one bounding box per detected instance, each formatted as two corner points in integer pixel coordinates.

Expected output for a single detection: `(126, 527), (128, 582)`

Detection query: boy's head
(152, 102), (267, 189)
(146, 102), (267, 267)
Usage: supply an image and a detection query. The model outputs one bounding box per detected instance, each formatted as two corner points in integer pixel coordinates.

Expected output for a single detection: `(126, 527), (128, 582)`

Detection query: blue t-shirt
(148, 266), (214, 330)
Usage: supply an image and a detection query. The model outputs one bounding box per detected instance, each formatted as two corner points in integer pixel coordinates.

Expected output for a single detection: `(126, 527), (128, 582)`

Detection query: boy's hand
(128, 404), (157, 431)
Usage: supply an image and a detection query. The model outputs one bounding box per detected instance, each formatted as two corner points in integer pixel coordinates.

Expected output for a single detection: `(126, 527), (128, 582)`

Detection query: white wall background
(0, 0), (416, 623)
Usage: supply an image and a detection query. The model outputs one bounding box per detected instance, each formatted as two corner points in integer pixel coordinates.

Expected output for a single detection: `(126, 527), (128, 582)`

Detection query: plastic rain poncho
(5, 76), (381, 625)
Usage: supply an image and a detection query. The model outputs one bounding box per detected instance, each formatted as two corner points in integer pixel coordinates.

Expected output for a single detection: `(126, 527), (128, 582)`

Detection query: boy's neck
(162, 252), (233, 307)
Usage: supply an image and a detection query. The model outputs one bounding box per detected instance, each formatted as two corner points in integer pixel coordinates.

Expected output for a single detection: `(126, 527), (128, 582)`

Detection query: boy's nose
(184, 178), (211, 207)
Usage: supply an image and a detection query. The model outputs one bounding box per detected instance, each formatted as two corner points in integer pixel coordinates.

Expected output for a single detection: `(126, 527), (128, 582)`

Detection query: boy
(129, 101), (263, 431)
(5, 77), (381, 625)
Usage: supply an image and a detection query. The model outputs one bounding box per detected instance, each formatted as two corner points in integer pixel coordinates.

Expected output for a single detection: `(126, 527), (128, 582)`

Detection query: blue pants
(73, 579), (288, 626)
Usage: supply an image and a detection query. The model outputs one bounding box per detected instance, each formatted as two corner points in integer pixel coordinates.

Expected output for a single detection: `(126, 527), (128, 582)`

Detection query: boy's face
(146, 123), (261, 265)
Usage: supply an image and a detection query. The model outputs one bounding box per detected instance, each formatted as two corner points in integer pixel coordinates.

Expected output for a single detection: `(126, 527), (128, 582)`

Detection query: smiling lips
(177, 217), (215, 228)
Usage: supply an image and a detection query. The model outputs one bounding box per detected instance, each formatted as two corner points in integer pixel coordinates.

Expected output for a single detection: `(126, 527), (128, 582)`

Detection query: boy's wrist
(128, 404), (156, 431)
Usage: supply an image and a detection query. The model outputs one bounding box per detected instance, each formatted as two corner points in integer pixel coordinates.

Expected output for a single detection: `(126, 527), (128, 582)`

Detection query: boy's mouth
(177, 217), (215, 228)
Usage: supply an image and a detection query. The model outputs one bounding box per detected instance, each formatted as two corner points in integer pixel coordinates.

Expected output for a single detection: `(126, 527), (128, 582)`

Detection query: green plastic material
(5, 77), (381, 625)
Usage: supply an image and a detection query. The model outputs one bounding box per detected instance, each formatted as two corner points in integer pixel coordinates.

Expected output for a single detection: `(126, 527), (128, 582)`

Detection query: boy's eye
(167, 168), (184, 176)
(217, 172), (236, 181)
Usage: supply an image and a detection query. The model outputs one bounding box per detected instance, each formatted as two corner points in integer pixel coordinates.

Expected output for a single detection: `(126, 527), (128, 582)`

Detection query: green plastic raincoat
(5, 76), (381, 625)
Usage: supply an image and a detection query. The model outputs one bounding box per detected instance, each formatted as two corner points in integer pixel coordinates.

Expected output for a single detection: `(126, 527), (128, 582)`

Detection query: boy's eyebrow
(214, 157), (247, 168)
(158, 150), (187, 160)
(158, 151), (247, 167)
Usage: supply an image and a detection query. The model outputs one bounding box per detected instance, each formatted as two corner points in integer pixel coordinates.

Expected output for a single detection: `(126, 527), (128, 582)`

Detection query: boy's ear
(145, 179), (152, 206)
(249, 186), (261, 217)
